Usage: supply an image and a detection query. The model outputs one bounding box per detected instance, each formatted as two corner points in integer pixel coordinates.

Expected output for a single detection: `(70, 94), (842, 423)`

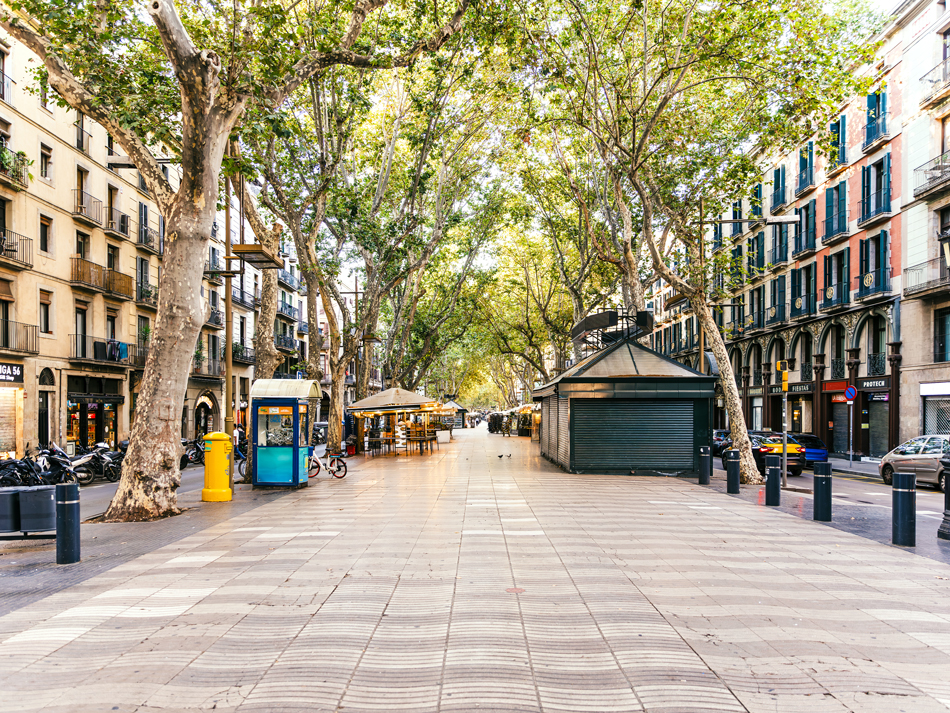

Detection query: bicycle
(308, 449), (347, 478)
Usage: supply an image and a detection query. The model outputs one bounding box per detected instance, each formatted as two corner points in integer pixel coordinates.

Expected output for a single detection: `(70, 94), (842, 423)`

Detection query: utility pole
(698, 198), (705, 374)
(223, 166), (233, 490)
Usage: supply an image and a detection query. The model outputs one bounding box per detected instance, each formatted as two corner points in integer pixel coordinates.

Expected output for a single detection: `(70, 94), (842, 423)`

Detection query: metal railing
(753, 369), (763, 386)
(71, 257), (108, 290)
(830, 358), (846, 380)
(232, 287), (256, 310)
(820, 282), (849, 310)
(298, 323), (310, 334)
(745, 309), (764, 331)
(138, 224), (160, 252)
(232, 343), (255, 364)
(277, 269), (299, 290)
(855, 267), (891, 299)
(0, 145), (28, 188)
(790, 293), (816, 318)
(277, 302), (298, 320)
(106, 208), (131, 237)
(859, 189), (890, 224)
(731, 216), (743, 237)
(192, 358), (223, 377)
(793, 230), (816, 257)
(0, 320), (38, 354)
(69, 335), (133, 363)
(105, 270), (133, 299)
(0, 229), (32, 267)
(868, 352), (886, 376)
(904, 257), (949, 296)
(822, 210), (850, 243)
(275, 333), (297, 351)
(131, 344), (148, 369)
(796, 166), (814, 195)
(766, 304), (786, 325)
(768, 244), (787, 265)
(800, 361), (813, 381)
(771, 185), (786, 213)
(73, 189), (103, 224)
(922, 59), (950, 102)
(863, 111), (889, 149)
(914, 151), (950, 197)
(136, 281), (158, 307)
(205, 305), (224, 327)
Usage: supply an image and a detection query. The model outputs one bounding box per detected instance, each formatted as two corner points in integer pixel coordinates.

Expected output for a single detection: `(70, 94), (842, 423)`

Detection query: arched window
(39, 368), (54, 386)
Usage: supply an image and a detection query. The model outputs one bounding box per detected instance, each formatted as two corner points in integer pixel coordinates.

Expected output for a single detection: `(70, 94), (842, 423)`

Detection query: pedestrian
(233, 422), (245, 446)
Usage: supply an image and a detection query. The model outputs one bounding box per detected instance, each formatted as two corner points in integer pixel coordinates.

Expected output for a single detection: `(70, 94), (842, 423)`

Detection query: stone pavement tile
(732, 691), (851, 712)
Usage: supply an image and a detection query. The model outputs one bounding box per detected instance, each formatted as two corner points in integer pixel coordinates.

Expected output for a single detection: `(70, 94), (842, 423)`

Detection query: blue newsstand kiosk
(250, 379), (319, 487)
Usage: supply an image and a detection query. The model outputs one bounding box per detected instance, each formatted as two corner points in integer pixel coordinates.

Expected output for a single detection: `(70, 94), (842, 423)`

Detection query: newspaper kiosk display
(249, 379), (320, 487)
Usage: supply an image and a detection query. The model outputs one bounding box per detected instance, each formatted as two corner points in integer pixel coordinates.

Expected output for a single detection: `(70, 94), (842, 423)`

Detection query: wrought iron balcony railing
(822, 210), (850, 244)
(0, 229), (32, 268)
(138, 224), (160, 252)
(69, 335), (133, 363)
(790, 293), (816, 318)
(231, 287), (256, 310)
(914, 150), (950, 198)
(0, 320), (38, 354)
(795, 166), (814, 196)
(106, 208), (131, 238)
(275, 333), (297, 351)
(0, 145), (28, 189)
(868, 352), (886, 376)
(136, 281), (158, 308)
(765, 304), (786, 325)
(921, 58), (950, 105)
(800, 361), (813, 381)
(277, 301), (299, 320)
(73, 189), (103, 225)
(770, 186), (787, 213)
(232, 343), (256, 364)
(793, 231), (816, 257)
(277, 269), (299, 290)
(859, 189), (890, 225)
(820, 282), (850, 310)
(904, 257), (949, 296)
(768, 244), (788, 266)
(192, 358), (224, 377)
(863, 112), (889, 150)
(855, 267), (891, 299)
(830, 358), (846, 380)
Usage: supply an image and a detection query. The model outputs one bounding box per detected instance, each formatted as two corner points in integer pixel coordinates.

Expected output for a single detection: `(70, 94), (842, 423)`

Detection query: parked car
(712, 430), (731, 456)
(788, 433), (828, 467)
(721, 434), (804, 476)
(880, 435), (950, 490)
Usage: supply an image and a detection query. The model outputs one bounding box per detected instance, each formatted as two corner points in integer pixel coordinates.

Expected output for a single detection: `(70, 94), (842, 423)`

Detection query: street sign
(844, 385), (857, 400)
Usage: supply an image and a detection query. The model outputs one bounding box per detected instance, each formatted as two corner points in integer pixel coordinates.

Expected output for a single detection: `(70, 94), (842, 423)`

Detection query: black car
(712, 430), (731, 456)
(720, 433), (805, 476)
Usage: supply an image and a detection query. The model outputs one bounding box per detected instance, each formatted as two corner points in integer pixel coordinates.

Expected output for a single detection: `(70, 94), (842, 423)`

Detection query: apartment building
(650, 5), (917, 458)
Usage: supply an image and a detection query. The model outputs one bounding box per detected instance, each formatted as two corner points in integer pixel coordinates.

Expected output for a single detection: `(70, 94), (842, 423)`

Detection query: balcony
(0, 320), (38, 354)
(75, 125), (91, 154)
(863, 112), (890, 153)
(858, 189), (891, 228)
(790, 293), (816, 319)
(765, 304), (786, 326)
(0, 145), (28, 190)
(0, 229), (32, 269)
(105, 208), (132, 239)
(822, 210), (850, 246)
(136, 281), (158, 309)
(744, 309), (764, 332)
(204, 256), (223, 284)
(277, 301), (299, 321)
(800, 361), (813, 381)
(795, 167), (814, 197)
(232, 343), (255, 365)
(868, 352), (886, 376)
(70, 257), (108, 292)
(275, 333), (297, 352)
(105, 270), (134, 300)
(830, 358), (846, 380)
(914, 151), (950, 200)
(205, 304), (224, 329)
(131, 344), (148, 369)
(297, 322), (309, 334)
(904, 257), (949, 298)
(137, 224), (161, 254)
(855, 267), (891, 301)
(69, 335), (134, 365)
(277, 269), (299, 291)
(731, 217), (743, 238)
(820, 282), (850, 311)
(827, 151), (849, 177)
(792, 231), (816, 258)
(753, 369), (763, 386)
(921, 59), (950, 109)
(231, 287), (256, 310)
(768, 244), (788, 269)
(192, 358), (223, 380)
(72, 189), (103, 227)
(770, 186), (787, 214)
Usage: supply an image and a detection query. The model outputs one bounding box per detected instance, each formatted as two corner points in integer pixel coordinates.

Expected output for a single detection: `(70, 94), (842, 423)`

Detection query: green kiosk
(250, 379), (320, 487)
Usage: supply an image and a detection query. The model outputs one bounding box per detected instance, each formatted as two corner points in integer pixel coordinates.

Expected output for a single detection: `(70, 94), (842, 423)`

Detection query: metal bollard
(892, 471), (916, 547)
(55, 482), (80, 565)
(725, 449), (740, 494)
(699, 446), (711, 486)
(765, 455), (781, 506)
(813, 462), (832, 522)
(939, 475), (950, 540)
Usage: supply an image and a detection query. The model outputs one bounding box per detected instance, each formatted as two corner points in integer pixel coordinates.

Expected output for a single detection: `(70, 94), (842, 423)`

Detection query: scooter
(71, 443), (113, 485)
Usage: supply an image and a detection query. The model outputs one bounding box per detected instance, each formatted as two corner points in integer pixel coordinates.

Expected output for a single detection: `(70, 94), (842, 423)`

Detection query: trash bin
(202, 432), (232, 502)
(0, 486), (22, 532)
(19, 485), (56, 533)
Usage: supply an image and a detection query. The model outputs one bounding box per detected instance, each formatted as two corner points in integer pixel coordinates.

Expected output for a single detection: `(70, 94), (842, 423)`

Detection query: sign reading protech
(0, 363), (24, 383)
(858, 377), (889, 390)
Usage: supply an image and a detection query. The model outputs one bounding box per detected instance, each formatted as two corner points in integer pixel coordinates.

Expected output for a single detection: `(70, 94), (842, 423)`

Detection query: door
(890, 436), (928, 475)
(571, 399), (694, 474)
(917, 437), (945, 485)
(38, 391), (49, 446)
(868, 399), (889, 457)
(832, 402), (849, 454)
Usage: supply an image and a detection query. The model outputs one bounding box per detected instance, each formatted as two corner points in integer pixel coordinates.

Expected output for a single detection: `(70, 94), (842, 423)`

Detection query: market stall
(249, 379), (320, 488)
(347, 387), (440, 456)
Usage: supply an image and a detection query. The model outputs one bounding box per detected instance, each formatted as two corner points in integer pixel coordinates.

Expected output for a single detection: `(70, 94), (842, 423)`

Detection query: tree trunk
(255, 268), (282, 379)
(326, 362), (347, 455)
(304, 282), (323, 380)
(104, 208), (209, 520)
(693, 300), (761, 483)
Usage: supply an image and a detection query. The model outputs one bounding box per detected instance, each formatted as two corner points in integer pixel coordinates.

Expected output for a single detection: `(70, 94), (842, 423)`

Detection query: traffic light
(776, 360), (789, 391)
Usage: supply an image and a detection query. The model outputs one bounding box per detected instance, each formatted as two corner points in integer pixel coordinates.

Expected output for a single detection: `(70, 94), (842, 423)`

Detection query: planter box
(0, 486), (22, 532)
(437, 430), (451, 444)
(19, 485), (56, 532)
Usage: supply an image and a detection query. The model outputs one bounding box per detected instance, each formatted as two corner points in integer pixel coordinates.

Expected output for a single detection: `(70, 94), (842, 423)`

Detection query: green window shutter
(866, 92), (875, 124)
(791, 268), (800, 298)
(844, 247), (851, 288)
(838, 115), (847, 164)
(825, 187), (834, 233)
(823, 254), (831, 287)
(880, 92), (887, 130)
(778, 274), (786, 306)
(883, 154), (891, 212)
(859, 238), (869, 275)
(780, 165), (786, 193)
(808, 198), (816, 238)
(879, 230), (889, 269)
(838, 182), (847, 230)
(861, 165), (870, 218)
(808, 141), (814, 173)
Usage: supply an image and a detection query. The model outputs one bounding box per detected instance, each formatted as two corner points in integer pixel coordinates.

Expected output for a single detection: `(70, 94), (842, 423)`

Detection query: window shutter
(830, 119), (839, 153)
(780, 165), (786, 193)
(825, 187), (834, 233)
(866, 92), (875, 124)
(880, 91), (887, 127)
(808, 199), (816, 238)
(824, 254), (831, 287)
(809, 262), (816, 297)
(883, 153), (891, 212)
(844, 247), (851, 288)
(758, 231), (764, 266)
(838, 114), (847, 164)
(791, 268), (800, 298)
(839, 181), (847, 229)
(879, 230), (889, 270)
(859, 238), (869, 275)
(861, 165), (870, 218)
(808, 141), (814, 172)
(778, 274), (786, 307)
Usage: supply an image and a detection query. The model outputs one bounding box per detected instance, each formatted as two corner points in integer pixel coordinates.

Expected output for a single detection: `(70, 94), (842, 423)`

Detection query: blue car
(789, 433), (828, 467)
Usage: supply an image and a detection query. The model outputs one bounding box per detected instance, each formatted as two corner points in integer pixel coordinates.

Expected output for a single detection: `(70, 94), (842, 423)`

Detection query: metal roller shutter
(558, 397), (570, 468)
(542, 397), (553, 458)
(832, 402), (848, 454)
(550, 396), (558, 459)
(868, 400), (889, 457)
(571, 399), (694, 473)
(925, 397), (950, 435)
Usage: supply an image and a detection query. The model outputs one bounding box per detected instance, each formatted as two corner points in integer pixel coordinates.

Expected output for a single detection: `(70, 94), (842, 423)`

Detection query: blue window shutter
(780, 165), (786, 193)
(808, 142), (814, 173)
(880, 92), (887, 130)
(883, 154), (891, 212)
(839, 115), (847, 164)
(879, 230), (888, 269)
(866, 93), (875, 124)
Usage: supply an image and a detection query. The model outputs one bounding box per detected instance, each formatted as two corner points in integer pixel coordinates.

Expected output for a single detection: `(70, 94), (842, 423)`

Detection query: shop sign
(66, 393), (125, 404)
(769, 383), (814, 394)
(858, 377), (889, 390)
(0, 362), (23, 383)
(831, 394), (848, 403)
(822, 380), (849, 392)
(748, 386), (764, 396)
(869, 392), (889, 401)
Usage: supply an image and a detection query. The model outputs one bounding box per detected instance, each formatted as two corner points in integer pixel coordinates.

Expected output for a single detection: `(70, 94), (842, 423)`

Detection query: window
(40, 144), (51, 180)
(731, 200), (742, 237)
(39, 290), (51, 334)
(769, 275), (786, 318)
(936, 307), (950, 362)
(796, 199), (816, 249)
(712, 222), (723, 250)
(239, 316), (246, 345)
(39, 216), (51, 253)
(751, 183), (763, 219)
(106, 311), (117, 340)
(746, 231), (764, 274)
(822, 248), (851, 307)
(865, 90), (887, 146)
(771, 165), (786, 210)
(75, 112), (88, 152)
(39, 80), (49, 110)
(829, 115), (847, 168)
(75, 231), (89, 259)
(106, 134), (114, 157)
(796, 141), (814, 193)
(858, 231), (888, 294)
(137, 316), (149, 346)
(107, 245), (119, 271)
(824, 182), (847, 239)
(860, 155), (891, 222)
(0, 51), (10, 104)
(136, 256), (148, 286)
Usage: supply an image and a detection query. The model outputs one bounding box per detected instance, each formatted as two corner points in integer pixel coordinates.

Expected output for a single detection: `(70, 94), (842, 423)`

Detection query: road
(78, 464), (207, 519)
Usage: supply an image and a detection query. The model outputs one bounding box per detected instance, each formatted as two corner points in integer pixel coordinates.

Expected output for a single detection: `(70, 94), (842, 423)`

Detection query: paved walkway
(3, 430), (950, 712)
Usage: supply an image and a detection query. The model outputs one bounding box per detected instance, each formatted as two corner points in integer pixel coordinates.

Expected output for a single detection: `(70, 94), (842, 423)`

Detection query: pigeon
(498, 455), (503, 458)
(506, 454), (511, 458)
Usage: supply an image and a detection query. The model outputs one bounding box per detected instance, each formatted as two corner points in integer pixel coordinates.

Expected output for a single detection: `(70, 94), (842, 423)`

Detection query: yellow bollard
(201, 432), (232, 502)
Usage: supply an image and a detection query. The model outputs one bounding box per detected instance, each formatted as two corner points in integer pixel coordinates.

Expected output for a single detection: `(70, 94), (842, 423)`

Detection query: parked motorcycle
(71, 442), (113, 485)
